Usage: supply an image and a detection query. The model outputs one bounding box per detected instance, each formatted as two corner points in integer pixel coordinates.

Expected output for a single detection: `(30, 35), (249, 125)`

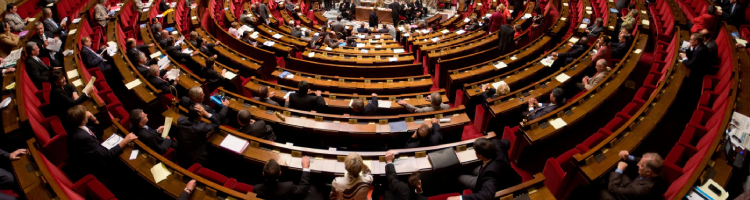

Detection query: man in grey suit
(585, 18), (604, 38)
(4, 3), (29, 32)
(257, 2), (271, 24)
(397, 92), (450, 113)
(330, 16), (345, 37)
(42, 8), (67, 42)
(600, 151), (667, 200)
(578, 59), (611, 91)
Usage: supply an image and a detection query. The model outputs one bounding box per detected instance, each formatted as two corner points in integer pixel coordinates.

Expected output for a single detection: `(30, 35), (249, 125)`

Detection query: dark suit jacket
(179, 98), (230, 122)
(385, 163), (428, 200)
(684, 44), (711, 75)
(360, 96), (378, 116)
(199, 66), (223, 84)
(165, 45), (192, 61)
(237, 120), (276, 141)
(721, 3), (744, 25)
(705, 40), (719, 65)
(601, 157), (668, 200)
(132, 126), (173, 155)
(175, 114), (220, 167)
(177, 191), (190, 200)
(258, 3), (271, 22)
(156, 36), (169, 47)
(369, 11), (379, 28)
(29, 34), (54, 59)
(126, 44), (149, 64)
(291, 29), (302, 38)
(159, 0), (170, 12)
(615, 0), (629, 12)
(199, 44), (216, 57)
(253, 171), (312, 200)
(81, 46), (108, 71)
(497, 25), (515, 55)
(588, 25), (604, 37)
(26, 56), (53, 89)
(49, 84), (89, 117)
(66, 123), (122, 179)
(357, 27), (371, 34)
(287, 92), (327, 111)
(389, 2), (401, 23)
(610, 42), (629, 59)
(134, 64), (150, 76)
(559, 43), (590, 63)
(526, 103), (559, 121)
(481, 88), (499, 100)
(43, 18), (65, 36)
(405, 122), (443, 148)
(145, 74), (176, 95)
(463, 138), (521, 200)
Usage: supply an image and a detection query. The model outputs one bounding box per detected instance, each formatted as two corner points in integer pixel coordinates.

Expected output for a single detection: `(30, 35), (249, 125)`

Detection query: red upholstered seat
(502, 125), (525, 163)
(555, 148), (579, 172)
(225, 178), (254, 193)
(542, 157), (575, 199)
(575, 132), (605, 152)
(188, 163), (230, 185)
(428, 193), (461, 200)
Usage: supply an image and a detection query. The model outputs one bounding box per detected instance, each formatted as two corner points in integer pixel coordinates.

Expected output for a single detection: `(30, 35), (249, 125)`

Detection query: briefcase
(428, 147), (460, 171)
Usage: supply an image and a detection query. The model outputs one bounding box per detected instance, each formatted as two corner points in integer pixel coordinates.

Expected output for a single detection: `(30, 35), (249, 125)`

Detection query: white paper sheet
(101, 134), (123, 150)
(377, 100), (392, 108)
(555, 73), (571, 82)
(220, 134), (249, 154)
(224, 71), (237, 80)
(162, 117), (173, 138)
(125, 79), (142, 90)
(150, 162), (171, 183)
(549, 118), (567, 129)
(129, 149), (139, 160)
(67, 69), (79, 79)
(494, 61), (507, 69)
(456, 149), (478, 163)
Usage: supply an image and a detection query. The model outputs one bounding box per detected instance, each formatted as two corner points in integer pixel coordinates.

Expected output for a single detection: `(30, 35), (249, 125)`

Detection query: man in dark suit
(330, 16), (346, 36)
(49, 70), (93, 118)
(378, 25), (389, 33)
(369, 10), (379, 29)
(389, 1), (402, 25)
(237, 110), (276, 141)
(496, 17), (516, 55)
(165, 37), (196, 63)
(339, 0), (355, 20)
(453, 132), (522, 200)
(130, 109), (175, 155)
(284, 81), (327, 111)
(159, 0), (171, 12)
(600, 151), (667, 200)
(253, 158), (321, 200)
(66, 105), (138, 180)
(42, 8), (67, 41)
(351, 93), (378, 116)
(291, 25), (302, 38)
(413, 0), (426, 19)
(383, 151), (428, 200)
(552, 36), (590, 65)
(133, 52), (151, 76)
(719, 0), (744, 25)
(196, 37), (220, 58)
(80, 36), (113, 74)
(175, 103), (220, 168)
(586, 18), (605, 38)
(405, 118), (442, 148)
(156, 30), (170, 47)
(524, 87), (565, 121)
(680, 33), (712, 78)
(0, 148), (27, 200)
(125, 38), (154, 64)
(699, 29), (719, 65)
(152, 19), (163, 36)
(615, 0), (629, 13)
(29, 22), (62, 67)
(610, 34), (630, 59)
(25, 42), (59, 89)
(146, 64), (178, 94)
(180, 86), (230, 124)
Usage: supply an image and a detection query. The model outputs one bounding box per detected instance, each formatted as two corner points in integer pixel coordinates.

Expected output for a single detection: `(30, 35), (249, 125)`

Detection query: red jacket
(691, 13), (716, 33)
(489, 9), (511, 33)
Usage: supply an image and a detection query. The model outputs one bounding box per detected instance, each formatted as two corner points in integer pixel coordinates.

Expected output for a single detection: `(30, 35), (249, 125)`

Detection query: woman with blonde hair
(480, 81), (510, 99)
(330, 153), (373, 200)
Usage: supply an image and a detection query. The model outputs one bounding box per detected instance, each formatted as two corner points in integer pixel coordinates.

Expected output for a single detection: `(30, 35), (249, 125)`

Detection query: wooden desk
(11, 139), (69, 200)
(355, 6), (394, 23)
(108, 21), (161, 103)
(139, 24), (203, 89)
(2, 12), (42, 134)
(271, 68), (432, 94)
(493, 174), (556, 199)
(285, 56), (423, 78)
(301, 49), (415, 65)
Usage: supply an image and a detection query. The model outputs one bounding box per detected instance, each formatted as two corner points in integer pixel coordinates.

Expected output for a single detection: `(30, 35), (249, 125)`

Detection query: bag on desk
(428, 147), (461, 171)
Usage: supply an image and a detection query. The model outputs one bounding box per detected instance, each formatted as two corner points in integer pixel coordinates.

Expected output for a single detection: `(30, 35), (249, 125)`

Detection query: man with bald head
(126, 38), (154, 63)
(599, 151), (667, 200)
(157, 29), (170, 47)
(578, 59), (611, 91)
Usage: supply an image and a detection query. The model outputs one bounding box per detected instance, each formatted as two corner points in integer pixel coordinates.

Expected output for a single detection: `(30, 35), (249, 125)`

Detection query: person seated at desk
(241, 31), (260, 47)
(397, 92), (450, 113)
(291, 25), (303, 38)
(0, 57), (15, 83)
(0, 22), (20, 58)
(175, 103), (220, 168)
(383, 151), (427, 200)
(237, 109), (276, 141)
(480, 81), (511, 99)
(551, 36), (589, 66)
(196, 37), (220, 59)
(93, 0), (115, 28)
(253, 158), (322, 200)
(180, 86), (230, 124)
(351, 93), (379, 116)
(42, 8), (67, 43)
(126, 38), (155, 64)
(699, 29), (719, 65)
(451, 132), (521, 200)
(301, 29), (312, 41)
(228, 22), (242, 39)
(599, 151), (667, 200)
(323, 30), (341, 48)
(0, 148), (28, 200)
(356, 24), (371, 35)
(200, 57), (235, 92)
(285, 0), (298, 12)
(49, 70), (93, 118)
(591, 36), (612, 68)
(133, 52), (151, 76)
(531, 6), (544, 28)
(152, 18), (163, 35)
(377, 24), (389, 33)
(513, 25), (523, 38)
(523, 87), (565, 121)
(577, 59), (611, 91)
(345, 38), (357, 47)
(66, 105), (138, 180)
(284, 80), (327, 111)
(80, 36), (113, 75)
(4, 3), (30, 32)
(240, 9), (257, 27)
(253, 85), (281, 106)
(29, 22), (62, 67)
(188, 31), (199, 47)
(405, 118), (442, 148)
(146, 64), (178, 94)
(156, 29), (170, 47)
(680, 33), (712, 81)
(330, 153), (373, 200)
(129, 109), (176, 155)
(165, 37), (196, 63)
(467, 17), (480, 31)
(610, 34), (630, 59)
(585, 18), (604, 38)
(25, 42), (60, 89)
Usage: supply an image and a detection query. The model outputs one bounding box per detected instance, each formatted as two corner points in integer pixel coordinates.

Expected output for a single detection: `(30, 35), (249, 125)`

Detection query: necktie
(86, 127), (97, 138)
(88, 47), (102, 59)
(49, 19), (59, 28)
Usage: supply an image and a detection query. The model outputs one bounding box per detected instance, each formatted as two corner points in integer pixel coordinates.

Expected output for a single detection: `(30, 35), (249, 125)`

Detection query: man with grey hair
(180, 86), (230, 124)
(599, 151), (667, 200)
(42, 8), (67, 40)
(93, 0), (111, 27)
(578, 59), (611, 91)
(397, 92), (450, 113)
(25, 41), (59, 89)
(29, 21), (62, 67)
(134, 52), (150, 76)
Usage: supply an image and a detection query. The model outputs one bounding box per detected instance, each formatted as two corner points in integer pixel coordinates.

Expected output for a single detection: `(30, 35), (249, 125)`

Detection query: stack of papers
(356, 43), (365, 47)
(101, 134), (123, 150)
(641, 20), (649, 25)
(324, 47), (332, 51)
(67, 69), (79, 79)
(389, 57), (398, 62)
(377, 100), (392, 108)
(431, 38), (440, 42)
(157, 56), (171, 68)
(72, 18), (81, 24)
(555, 73), (571, 82)
(166, 69), (180, 80)
(393, 49), (405, 53)
(150, 162), (171, 183)
(456, 149), (478, 163)
(522, 13), (532, 19)
(150, 52), (162, 59)
(416, 156), (431, 170)
(72, 79), (83, 87)
(263, 41), (276, 46)
(421, 29), (430, 34)
(463, 18), (471, 23)
(224, 71), (237, 80)
(456, 30), (466, 35)
(549, 118), (567, 129)
(541, 57), (555, 67)
(393, 157), (418, 172)
(220, 134), (249, 154)
(125, 79), (143, 90)
(106, 41), (118, 56)
(308, 52), (315, 57)
(569, 37), (579, 44)
(494, 61), (507, 69)
(181, 48), (193, 54)
(272, 34), (283, 39)
(579, 24), (588, 29)
(45, 38), (62, 51)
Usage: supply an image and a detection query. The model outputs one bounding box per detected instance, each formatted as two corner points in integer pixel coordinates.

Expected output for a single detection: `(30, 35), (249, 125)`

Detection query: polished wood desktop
(355, 6), (394, 24)
(271, 68), (433, 94)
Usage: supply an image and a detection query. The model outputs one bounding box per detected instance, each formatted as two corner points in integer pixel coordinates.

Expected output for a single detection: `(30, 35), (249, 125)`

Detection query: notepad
(456, 30), (466, 35)
(83, 77), (96, 94)
(129, 149), (139, 160)
(125, 79), (142, 90)
(72, 79), (83, 87)
(555, 73), (571, 82)
(569, 37), (579, 44)
(541, 57), (555, 67)
(416, 156), (431, 170)
(389, 57), (398, 62)
(67, 69), (79, 79)
(150, 162), (171, 183)
(634, 49), (642, 54)
(393, 49), (405, 53)
(224, 71), (237, 80)
(456, 149), (478, 163)
(263, 41), (276, 46)
(641, 20), (649, 25)
(150, 52), (162, 59)
(549, 118), (567, 129)
(356, 43), (365, 47)
(494, 61), (507, 69)
(220, 134), (249, 154)
(272, 34), (283, 39)
(378, 100), (392, 108)
(158, 117), (173, 139)
(579, 24), (588, 29)
(101, 134), (123, 150)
